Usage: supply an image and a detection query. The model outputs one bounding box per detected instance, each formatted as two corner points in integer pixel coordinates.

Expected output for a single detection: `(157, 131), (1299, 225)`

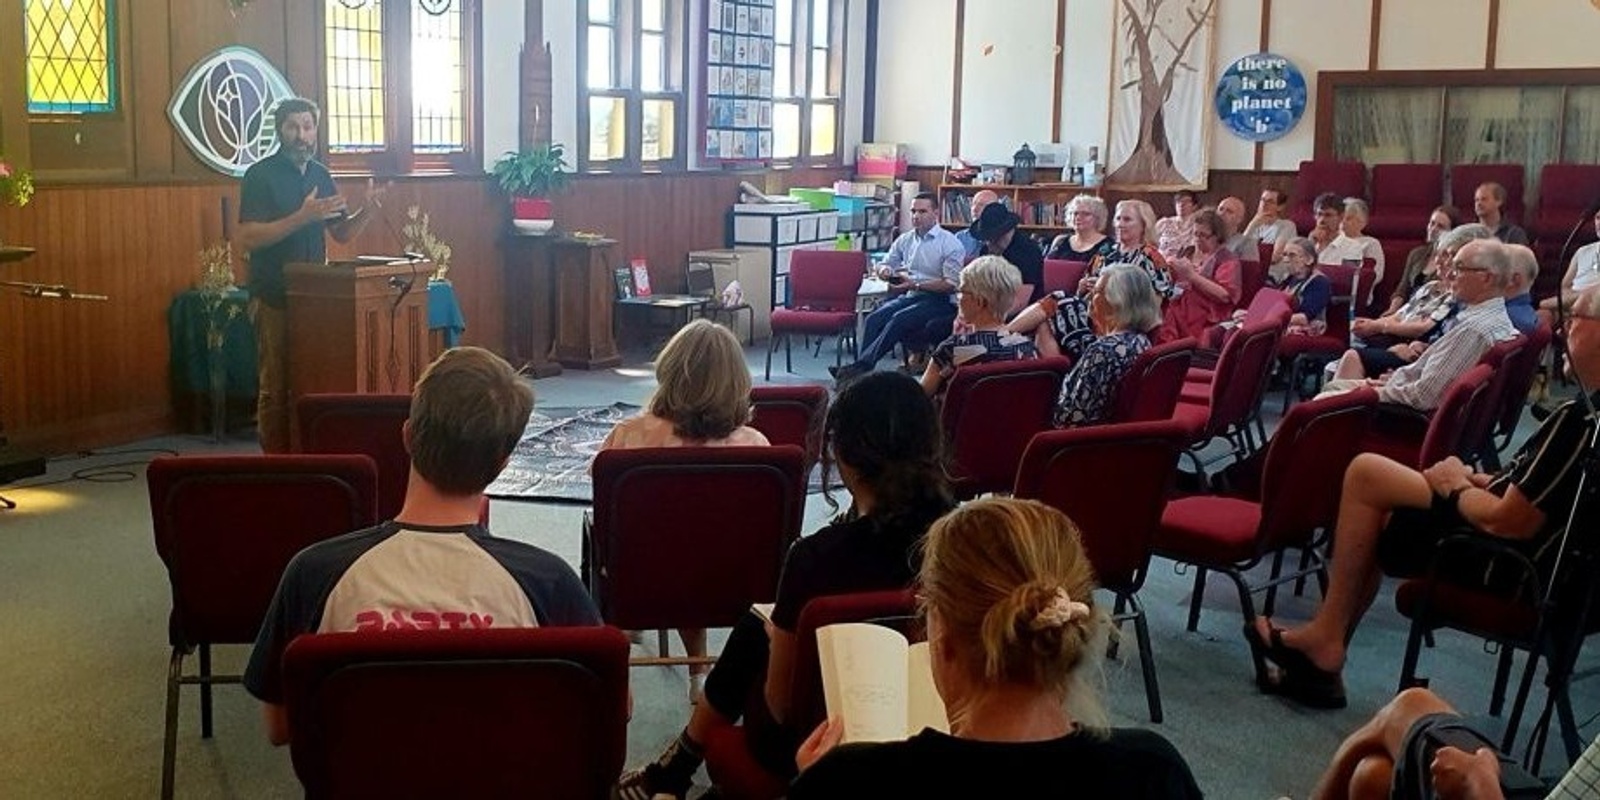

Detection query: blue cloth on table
(428, 279), (466, 348)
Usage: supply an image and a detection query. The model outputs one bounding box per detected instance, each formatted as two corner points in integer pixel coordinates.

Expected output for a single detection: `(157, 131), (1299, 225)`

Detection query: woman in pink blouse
(1159, 208), (1241, 343)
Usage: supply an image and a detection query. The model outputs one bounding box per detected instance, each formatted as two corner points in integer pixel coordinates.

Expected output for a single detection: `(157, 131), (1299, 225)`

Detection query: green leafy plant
(0, 157), (34, 208)
(402, 204), (453, 280)
(490, 143), (570, 198)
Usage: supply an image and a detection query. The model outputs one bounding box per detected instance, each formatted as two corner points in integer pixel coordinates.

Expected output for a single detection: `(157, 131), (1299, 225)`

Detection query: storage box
(857, 156), (907, 178)
(790, 188), (835, 211)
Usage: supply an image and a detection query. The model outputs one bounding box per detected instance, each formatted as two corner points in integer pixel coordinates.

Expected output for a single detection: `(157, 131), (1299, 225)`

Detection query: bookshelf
(937, 183), (1102, 233)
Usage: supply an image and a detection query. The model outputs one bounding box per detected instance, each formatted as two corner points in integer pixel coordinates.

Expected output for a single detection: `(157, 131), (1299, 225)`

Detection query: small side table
(617, 295), (709, 349)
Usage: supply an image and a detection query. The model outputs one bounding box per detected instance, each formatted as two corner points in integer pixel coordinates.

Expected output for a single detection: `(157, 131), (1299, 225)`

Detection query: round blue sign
(1214, 52), (1307, 143)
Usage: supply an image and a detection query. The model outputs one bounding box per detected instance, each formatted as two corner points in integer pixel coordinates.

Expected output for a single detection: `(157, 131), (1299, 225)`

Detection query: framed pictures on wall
(704, 0), (775, 162)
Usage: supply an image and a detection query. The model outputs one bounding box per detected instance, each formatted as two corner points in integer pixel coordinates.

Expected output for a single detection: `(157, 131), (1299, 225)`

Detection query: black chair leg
(1501, 647), (1542, 754)
(1108, 594), (1129, 660)
(1397, 619), (1428, 692)
(1263, 550), (1286, 619)
(162, 648), (182, 800)
(785, 335), (793, 373)
(1489, 646), (1514, 717)
(1129, 593), (1163, 724)
(764, 334), (780, 380)
(1186, 567), (1207, 632)
(1293, 546), (1314, 597)
(199, 644), (213, 739)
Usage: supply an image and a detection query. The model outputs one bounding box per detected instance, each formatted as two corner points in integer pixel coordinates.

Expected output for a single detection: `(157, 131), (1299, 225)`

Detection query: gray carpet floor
(0, 341), (1594, 798)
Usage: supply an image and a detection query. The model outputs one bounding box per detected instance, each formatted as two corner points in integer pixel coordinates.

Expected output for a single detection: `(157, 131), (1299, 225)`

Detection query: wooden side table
(551, 236), (623, 370)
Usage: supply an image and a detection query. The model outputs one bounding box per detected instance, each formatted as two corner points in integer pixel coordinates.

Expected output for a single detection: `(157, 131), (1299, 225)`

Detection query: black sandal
(1243, 622), (1348, 709)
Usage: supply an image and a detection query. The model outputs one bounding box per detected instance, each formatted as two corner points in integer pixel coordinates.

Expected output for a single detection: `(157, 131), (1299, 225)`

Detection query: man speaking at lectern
(236, 97), (381, 453)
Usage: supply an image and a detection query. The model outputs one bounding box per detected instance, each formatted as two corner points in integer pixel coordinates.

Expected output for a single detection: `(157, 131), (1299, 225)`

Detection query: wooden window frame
(770, 0), (845, 168)
(316, 0), (484, 177)
(577, 0), (691, 173)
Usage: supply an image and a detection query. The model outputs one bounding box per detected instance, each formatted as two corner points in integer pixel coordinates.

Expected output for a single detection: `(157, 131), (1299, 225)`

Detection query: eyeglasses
(1448, 259), (1489, 274)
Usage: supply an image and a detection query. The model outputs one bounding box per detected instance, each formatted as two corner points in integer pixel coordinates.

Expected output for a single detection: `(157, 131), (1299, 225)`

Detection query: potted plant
(491, 143), (569, 234)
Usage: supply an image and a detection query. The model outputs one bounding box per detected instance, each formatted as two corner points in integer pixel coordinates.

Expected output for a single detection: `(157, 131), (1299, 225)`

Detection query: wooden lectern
(550, 236), (622, 370)
(284, 260), (437, 404)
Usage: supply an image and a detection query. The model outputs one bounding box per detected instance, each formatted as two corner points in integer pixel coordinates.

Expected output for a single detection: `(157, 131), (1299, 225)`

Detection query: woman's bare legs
(1254, 453), (1434, 672)
(1312, 688), (1458, 800)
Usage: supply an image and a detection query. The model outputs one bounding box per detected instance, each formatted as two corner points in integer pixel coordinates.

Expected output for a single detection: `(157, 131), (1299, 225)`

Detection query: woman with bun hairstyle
(790, 497), (1202, 799)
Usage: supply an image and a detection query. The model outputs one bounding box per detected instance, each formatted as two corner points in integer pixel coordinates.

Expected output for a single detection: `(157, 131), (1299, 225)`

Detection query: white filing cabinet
(730, 203), (840, 313)
(688, 248), (773, 341)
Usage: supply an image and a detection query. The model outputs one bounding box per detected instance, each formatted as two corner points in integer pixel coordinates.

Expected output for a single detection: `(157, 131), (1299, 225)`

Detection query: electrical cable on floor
(6, 447), (180, 490)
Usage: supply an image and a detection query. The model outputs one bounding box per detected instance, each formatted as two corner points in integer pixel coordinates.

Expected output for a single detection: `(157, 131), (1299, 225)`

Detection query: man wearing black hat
(971, 202), (1044, 305)
(830, 192), (964, 382)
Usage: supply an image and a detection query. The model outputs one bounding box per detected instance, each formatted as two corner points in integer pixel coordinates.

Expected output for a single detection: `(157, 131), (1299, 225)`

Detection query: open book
(817, 623), (949, 743)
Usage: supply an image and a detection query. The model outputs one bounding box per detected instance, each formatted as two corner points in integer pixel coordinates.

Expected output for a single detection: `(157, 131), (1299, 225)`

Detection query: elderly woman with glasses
(1159, 208), (1242, 343)
(1044, 194), (1114, 262)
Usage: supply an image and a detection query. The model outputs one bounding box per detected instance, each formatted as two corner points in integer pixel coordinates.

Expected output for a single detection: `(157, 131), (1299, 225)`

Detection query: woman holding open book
(615, 370), (953, 800)
(789, 498), (1202, 799)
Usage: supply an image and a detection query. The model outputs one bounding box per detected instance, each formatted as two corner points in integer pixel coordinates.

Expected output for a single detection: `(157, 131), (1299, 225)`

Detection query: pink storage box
(857, 156), (907, 178)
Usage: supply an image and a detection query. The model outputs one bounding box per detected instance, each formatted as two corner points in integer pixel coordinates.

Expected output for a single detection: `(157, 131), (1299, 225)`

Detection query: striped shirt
(1378, 296), (1515, 411)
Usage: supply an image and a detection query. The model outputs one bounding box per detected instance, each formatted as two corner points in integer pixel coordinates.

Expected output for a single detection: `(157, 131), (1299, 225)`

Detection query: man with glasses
(831, 192), (964, 382)
(1252, 284), (1600, 716)
(1343, 224), (1493, 378)
(1323, 238), (1517, 411)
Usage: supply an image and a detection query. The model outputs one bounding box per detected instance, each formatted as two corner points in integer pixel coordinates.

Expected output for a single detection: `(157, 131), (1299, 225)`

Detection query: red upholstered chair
(1175, 314), (1288, 483)
(766, 250), (866, 379)
(1276, 258), (1377, 411)
(148, 454), (379, 800)
(1361, 354), (1506, 470)
(295, 392), (491, 526)
(1486, 319), (1553, 460)
(1257, 242), (1274, 267)
(1289, 160), (1367, 231)
(940, 356), (1072, 498)
(749, 384), (829, 474)
(1532, 163), (1600, 297)
(1237, 259), (1265, 309)
(1155, 390), (1377, 655)
(283, 627), (631, 799)
(701, 590), (918, 799)
(1043, 259), (1090, 295)
(1450, 164), (1525, 223)
(1104, 337), (1197, 425)
(585, 446), (806, 664)
(1368, 164), (1444, 240)
(1014, 421), (1188, 722)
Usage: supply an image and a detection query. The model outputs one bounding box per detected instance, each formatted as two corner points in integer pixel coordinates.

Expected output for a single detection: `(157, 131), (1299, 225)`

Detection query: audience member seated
(1053, 264), (1162, 427)
(970, 202), (1045, 304)
(1247, 285), (1600, 710)
(1279, 237), (1332, 336)
(598, 319), (771, 697)
(831, 192), (964, 382)
(1313, 687), (1600, 799)
(1217, 196), (1259, 260)
(1086, 199), (1178, 300)
(1503, 244), (1540, 335)
(1539, 208), (1600, 315)
(920, 256), (1040, 398)
(1154, 189), (1199, 263)
(1160, 208), (1242, 343)
(1044, 194), (1114, 262)
(954, 189), (1000, 260)
(1341, 225), (1494, 379)
(789, 497), (1203, 799)
(1320, 198), (1388, 290)
(1389, 206), (1461, 316)
(616, 371), (954, 800)
(242, 346), (600, 745)
(1247, 187), (1299, 277)
(1474, 181), (1530, 245)
(1309, 192), (1346, 258)
(1321, 239), (1516, 411)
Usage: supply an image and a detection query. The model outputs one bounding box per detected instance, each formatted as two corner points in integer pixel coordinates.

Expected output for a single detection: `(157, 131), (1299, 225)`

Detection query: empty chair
(1155, 391), (1377, 660)
(940, 356), (1072, 498)
(1368, 164), (1444, 240)
(1042, 259), (1089, 294)
(748, 384), (829, 473)
(1532, 164), (1600, 284)
(701, 590), (918, 799)
(283, 627), (631, 799)
(585, 446), (807, 664)
(1236, 259), (1265, 309)
(1174, 314), (1288, 482)
(148, 454), (379, 799)
(1103, 337), (1197, 424)
(766, 250), (866, 379)
(1014, 421), (1188, 722)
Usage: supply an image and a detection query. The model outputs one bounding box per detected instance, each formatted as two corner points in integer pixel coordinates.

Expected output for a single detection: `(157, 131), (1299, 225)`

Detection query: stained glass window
(411, 0), (465, 153)
(325, 0), (387, 153)
(24, 0), (117, 114)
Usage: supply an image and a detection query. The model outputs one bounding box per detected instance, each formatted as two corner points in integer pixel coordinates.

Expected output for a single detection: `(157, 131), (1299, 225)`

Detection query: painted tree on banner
(1107, 0), (1217, 188)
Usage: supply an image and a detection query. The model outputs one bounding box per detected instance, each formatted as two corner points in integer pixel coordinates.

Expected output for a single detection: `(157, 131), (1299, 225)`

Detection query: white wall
(480, 1), (525, 170)
(875, 0), (1600, 176)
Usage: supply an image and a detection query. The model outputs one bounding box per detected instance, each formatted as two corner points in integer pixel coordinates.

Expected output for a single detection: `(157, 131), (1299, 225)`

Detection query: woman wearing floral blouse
(1053, 264), (1163, 427)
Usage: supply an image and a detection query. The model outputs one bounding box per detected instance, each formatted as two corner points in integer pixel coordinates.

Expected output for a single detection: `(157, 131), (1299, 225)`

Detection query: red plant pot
(513, 196), (552, 220)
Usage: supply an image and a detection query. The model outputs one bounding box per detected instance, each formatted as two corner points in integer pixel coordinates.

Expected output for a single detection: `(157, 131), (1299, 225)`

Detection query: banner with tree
(1105, 0), (1218, 191)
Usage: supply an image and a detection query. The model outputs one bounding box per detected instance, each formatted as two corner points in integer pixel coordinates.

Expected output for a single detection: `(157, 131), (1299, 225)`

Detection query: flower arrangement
(0, 157), (34, 208)
(402, 204), (453, 280)
(196, 242), (240, 352)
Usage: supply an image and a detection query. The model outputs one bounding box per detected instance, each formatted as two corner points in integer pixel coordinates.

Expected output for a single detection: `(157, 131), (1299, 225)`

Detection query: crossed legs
(1255, 452), (1434, 674)
(1313, 687), (1458, 800)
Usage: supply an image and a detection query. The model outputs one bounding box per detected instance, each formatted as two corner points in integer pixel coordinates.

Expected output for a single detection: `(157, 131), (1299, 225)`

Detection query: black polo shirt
(238, 150), (339, 307)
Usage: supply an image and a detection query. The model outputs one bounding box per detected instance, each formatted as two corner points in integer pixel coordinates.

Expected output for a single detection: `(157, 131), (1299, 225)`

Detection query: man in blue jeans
(831, 192), (964, 382)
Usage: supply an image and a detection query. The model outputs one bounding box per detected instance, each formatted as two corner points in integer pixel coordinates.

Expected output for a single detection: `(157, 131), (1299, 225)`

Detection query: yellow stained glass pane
(24, 0), (116, 113)
(642, 99), (675, 162)
(325, 0), (386, 153)
(810, 102), (835, 157)
(589, 96), (626, 162)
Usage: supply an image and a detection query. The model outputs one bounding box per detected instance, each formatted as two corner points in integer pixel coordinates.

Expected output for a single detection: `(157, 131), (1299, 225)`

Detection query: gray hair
(1067, 194), (1109, 233)
(1343, 197), (1370, 221)
(1098, 264), (1162, 333)
(1437, 223), (1495, 254)
(1506, 243), (1539, 284)
(960, 255), (1023, 316)
(1459, 239), (1513, 289)
(1284, 236), (1317, 263)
